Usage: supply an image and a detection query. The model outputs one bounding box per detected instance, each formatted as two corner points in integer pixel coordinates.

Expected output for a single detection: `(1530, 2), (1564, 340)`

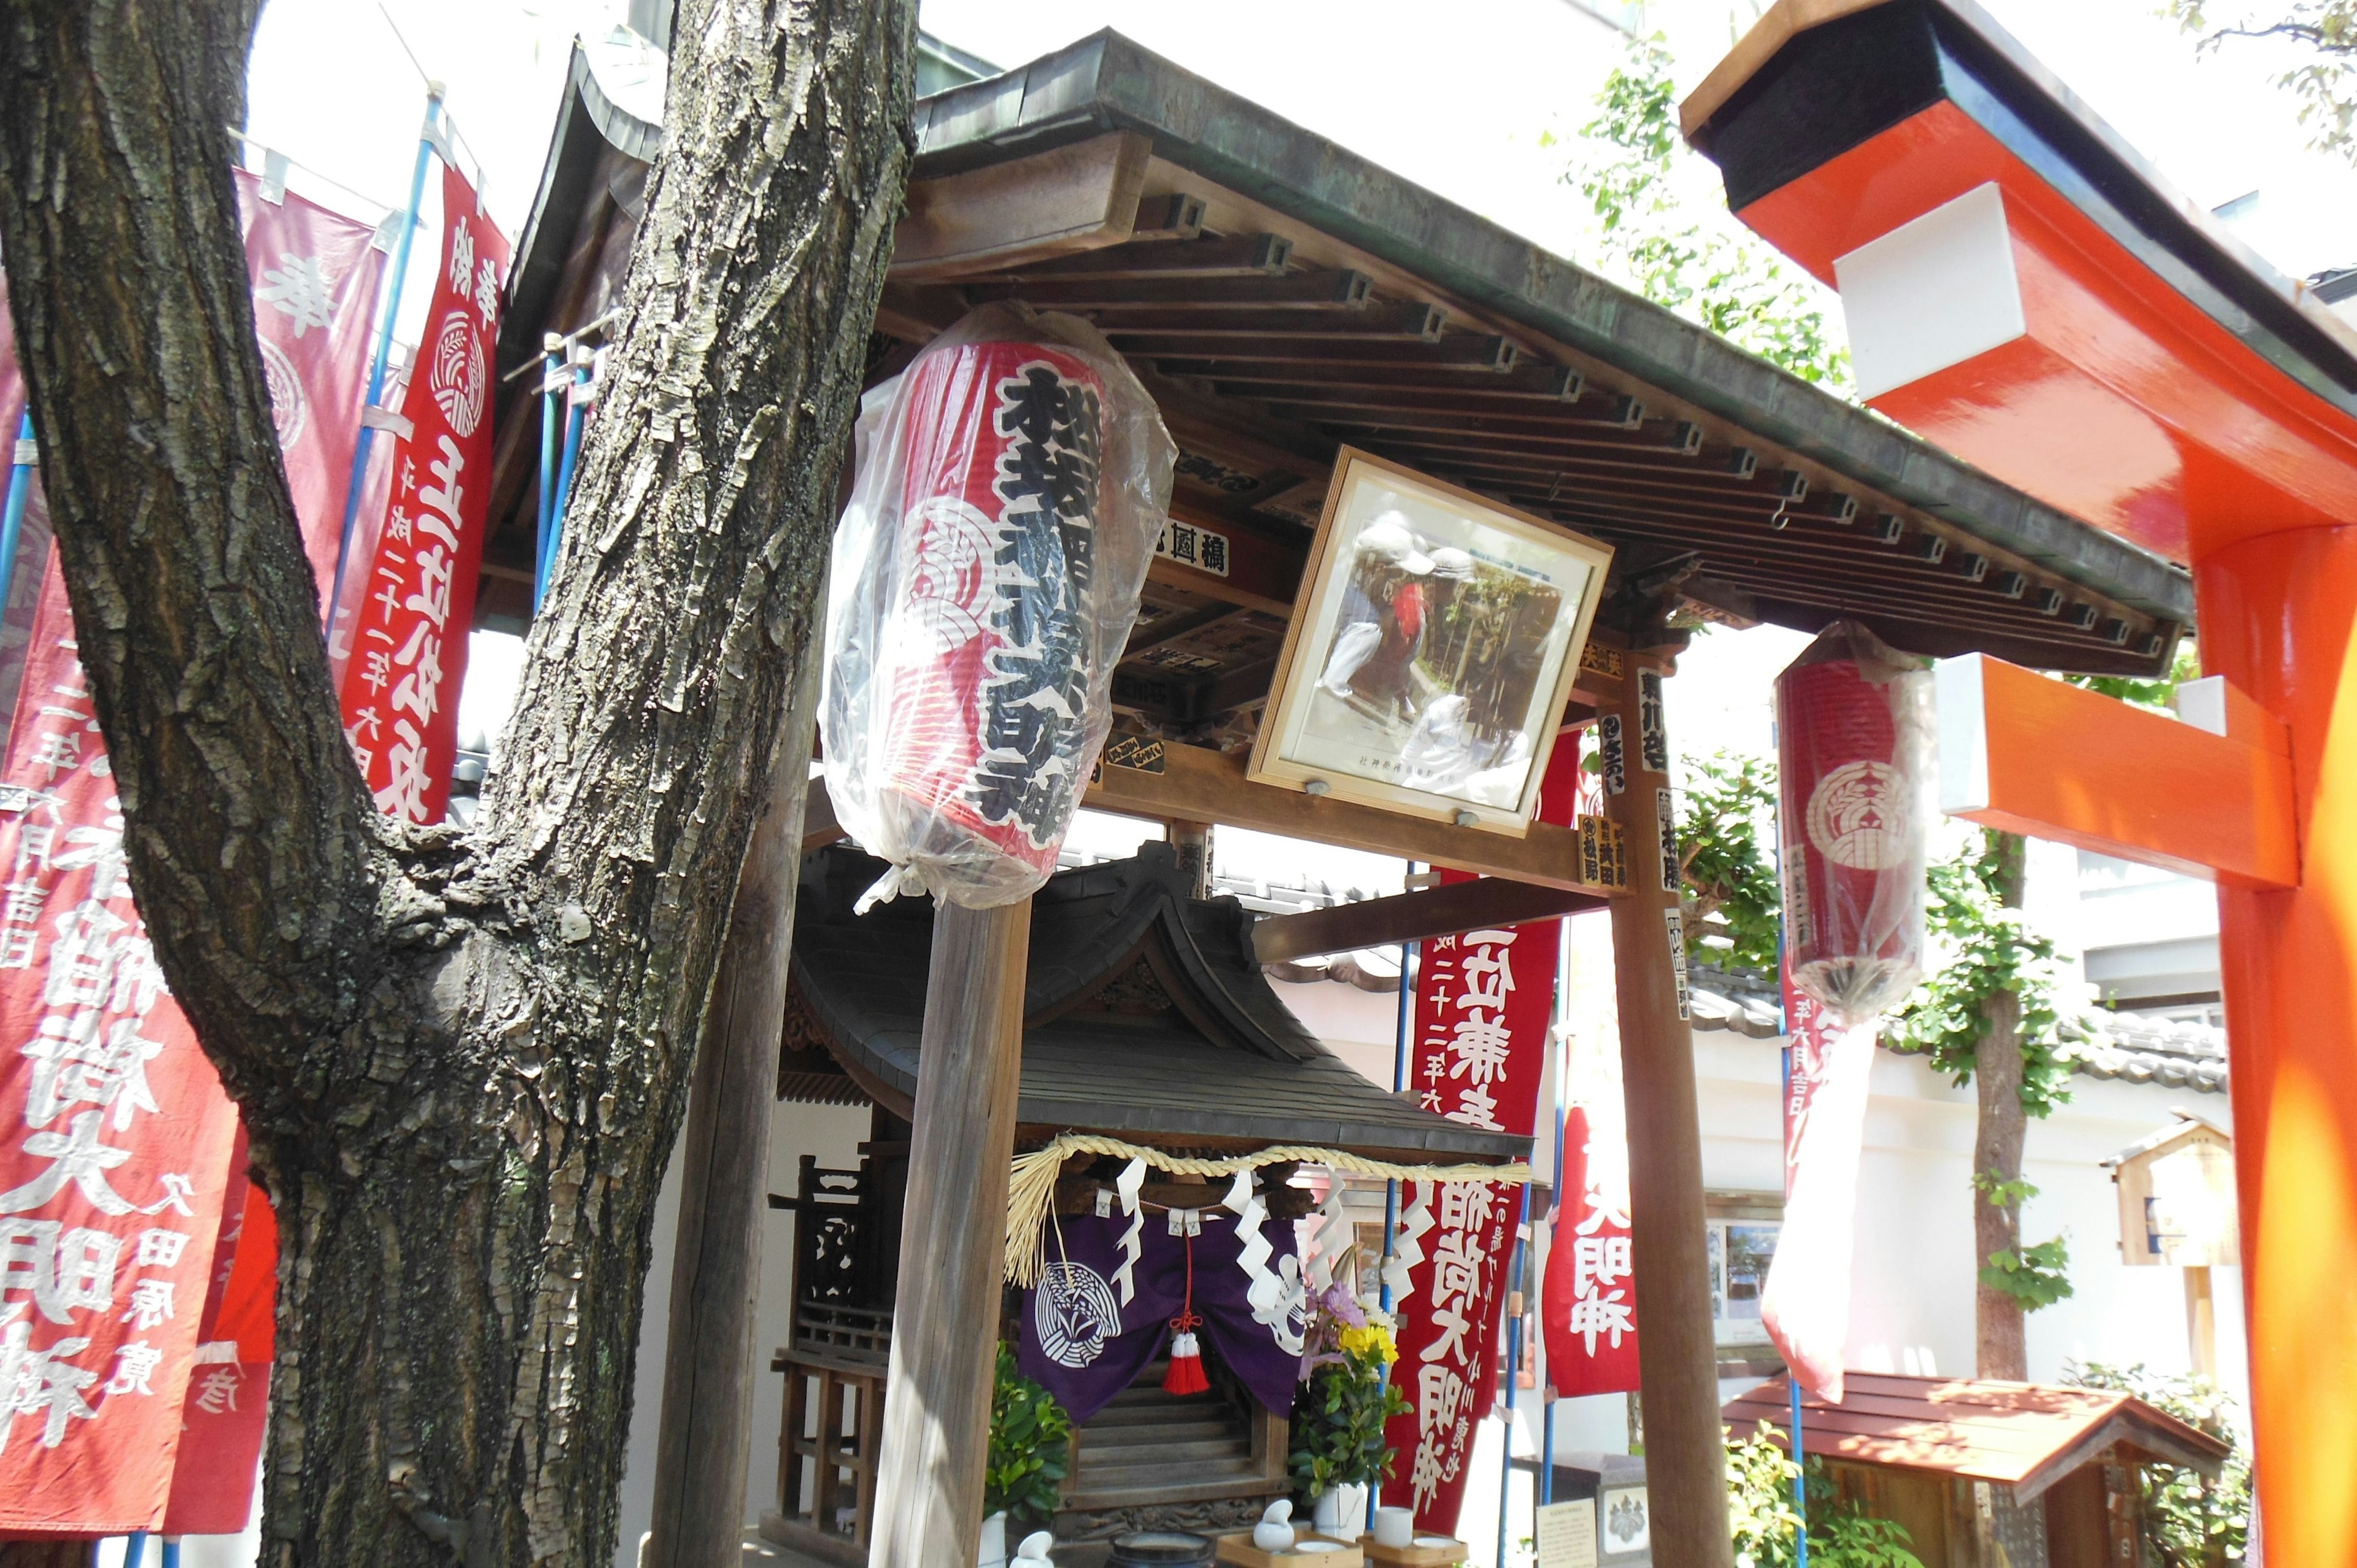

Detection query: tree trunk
(1974, 833), (2030, 1381)
(0, 2), (917, 1564)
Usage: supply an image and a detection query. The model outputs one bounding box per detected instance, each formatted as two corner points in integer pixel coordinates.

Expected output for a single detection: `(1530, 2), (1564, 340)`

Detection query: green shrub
(1726, 1422), (1926, 1568)
(985, 1342), (1075, 1527)
(2064, 1361), (2250, 1566)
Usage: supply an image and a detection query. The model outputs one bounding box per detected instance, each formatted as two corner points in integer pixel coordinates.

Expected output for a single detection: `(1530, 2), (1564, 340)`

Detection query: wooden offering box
(1358, 1535), (1469, 1567)
(1213, 1531), (1365, 1568)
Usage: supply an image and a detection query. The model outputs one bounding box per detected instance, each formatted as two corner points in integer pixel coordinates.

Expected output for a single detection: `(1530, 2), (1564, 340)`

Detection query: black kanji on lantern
(969, 361), (1106, 843)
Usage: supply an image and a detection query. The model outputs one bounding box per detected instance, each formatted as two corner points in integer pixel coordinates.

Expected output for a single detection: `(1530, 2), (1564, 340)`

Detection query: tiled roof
(1190, 870), (2235, 1097)
(1686, 962), (2232, 1096)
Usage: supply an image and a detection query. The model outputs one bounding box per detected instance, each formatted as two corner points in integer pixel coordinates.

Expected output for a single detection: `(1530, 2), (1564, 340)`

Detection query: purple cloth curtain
(1017, 1208), (1307, 1424)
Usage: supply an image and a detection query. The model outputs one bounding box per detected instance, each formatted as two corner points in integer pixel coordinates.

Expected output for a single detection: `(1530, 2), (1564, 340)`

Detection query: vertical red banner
(1382, 747), (1578, 1532)
(0, 575), (243, 1531)
(232, 169), (388, 589)
(335, 164), (506, 824)
(1542, 913), (1640, 1398)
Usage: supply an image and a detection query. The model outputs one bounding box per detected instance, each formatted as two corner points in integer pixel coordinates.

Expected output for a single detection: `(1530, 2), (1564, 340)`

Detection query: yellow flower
(1339, 1324), (1399, 1365)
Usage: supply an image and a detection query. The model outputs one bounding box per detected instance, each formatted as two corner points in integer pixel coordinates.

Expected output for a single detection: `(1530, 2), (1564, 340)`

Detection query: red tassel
(1163, 1330), (1209, 1395)
(1164, 1231), (1207, 1394)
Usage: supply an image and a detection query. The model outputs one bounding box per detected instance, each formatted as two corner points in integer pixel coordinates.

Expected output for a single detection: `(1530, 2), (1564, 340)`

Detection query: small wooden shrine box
(1723, 1373), (2229, 1568)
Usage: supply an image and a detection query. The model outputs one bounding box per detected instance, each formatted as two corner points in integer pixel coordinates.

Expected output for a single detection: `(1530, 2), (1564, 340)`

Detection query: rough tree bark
(1973, 833), (2031, 1381)
(0, 1), (916, 1564)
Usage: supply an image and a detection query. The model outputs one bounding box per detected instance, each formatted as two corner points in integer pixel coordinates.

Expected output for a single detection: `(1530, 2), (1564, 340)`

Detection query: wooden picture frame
(1247, 447), (1614, 833)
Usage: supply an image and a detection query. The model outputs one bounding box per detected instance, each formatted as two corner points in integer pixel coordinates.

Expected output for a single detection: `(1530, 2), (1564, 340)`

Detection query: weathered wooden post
(644, 662), (820, 1568)
(1600, 646), (1733, 1568)
(869, 898), (1035, 1566)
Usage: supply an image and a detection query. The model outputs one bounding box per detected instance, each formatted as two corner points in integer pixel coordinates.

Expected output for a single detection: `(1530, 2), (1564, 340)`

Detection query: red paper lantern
(1775, 621), (1933, 1024)
(821, 305), (1175, 910)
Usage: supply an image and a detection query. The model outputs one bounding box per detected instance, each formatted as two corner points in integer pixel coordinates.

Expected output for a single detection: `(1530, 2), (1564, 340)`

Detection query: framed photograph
(1247, 447), (1614, 833)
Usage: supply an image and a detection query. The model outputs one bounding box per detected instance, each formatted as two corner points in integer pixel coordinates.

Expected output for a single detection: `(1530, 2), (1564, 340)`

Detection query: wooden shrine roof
(1723, 1373), (2230, 1500)
(487, 27), (2194, 697)
(781, 843), (1528, 1165)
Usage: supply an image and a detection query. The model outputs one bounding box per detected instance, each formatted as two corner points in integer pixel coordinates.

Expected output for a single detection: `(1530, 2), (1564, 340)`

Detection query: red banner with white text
(1382, 746), (1577, 1532)
(1542, 911), (1640, 1397)
(0, 573), (244, 1532)
(335, 163), (505, 824)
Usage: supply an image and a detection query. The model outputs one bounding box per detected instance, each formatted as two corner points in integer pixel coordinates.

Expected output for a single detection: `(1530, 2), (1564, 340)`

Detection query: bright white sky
(241, 0), (2334, 886)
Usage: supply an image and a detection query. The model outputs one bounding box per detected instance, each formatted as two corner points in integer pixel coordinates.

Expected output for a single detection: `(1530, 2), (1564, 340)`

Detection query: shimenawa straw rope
(1003, 1132), (1531, 1287)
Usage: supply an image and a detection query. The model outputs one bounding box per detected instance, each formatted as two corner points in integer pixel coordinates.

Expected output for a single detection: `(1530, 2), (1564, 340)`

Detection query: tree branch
(478, 0), (915, 1091)
(0, 0), (388, 1099)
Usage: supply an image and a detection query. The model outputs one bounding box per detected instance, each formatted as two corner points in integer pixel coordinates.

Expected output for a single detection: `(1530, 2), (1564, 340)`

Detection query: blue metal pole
(1541, 918), (1570, 1507)
(161, 1537), (181, 1568)
(0, 413), (34, 621)
(122, 1532), (147, 1568)
(1776, 930), (1809, 1567)
(1374, 885), (1419, 1512)
(327, 92), (441, 640)
(536, 336), (560, 573)
(1496, 1184), (1531, 1568)
(536, 358), (589, 610)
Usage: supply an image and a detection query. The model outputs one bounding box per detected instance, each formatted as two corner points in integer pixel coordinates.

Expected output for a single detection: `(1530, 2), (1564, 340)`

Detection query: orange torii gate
(1687, 1), (2357, 1559)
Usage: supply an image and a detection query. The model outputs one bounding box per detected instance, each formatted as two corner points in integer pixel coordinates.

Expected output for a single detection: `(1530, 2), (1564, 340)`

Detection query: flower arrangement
(1288, 1286), (1409, 1504)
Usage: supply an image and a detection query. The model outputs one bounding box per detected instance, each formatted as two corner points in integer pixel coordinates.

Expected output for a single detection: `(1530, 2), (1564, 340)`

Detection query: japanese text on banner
(0, 581), (241, 1532)
(1385, 912), (1559, 1534)
(335, 164), (508, 824)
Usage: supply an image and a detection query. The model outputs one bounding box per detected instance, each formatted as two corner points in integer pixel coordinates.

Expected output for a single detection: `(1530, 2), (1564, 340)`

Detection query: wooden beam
(1251, 877), (1609, 964)
(1167, 358), (1586, 400)
(1091, 301), (1445, 341)
(644, 659), (821, 1568)
(1936, 654), (2298, 888)
(890, 131), (1151, 281)
(1084, 742), (1614, 893)
(869, 897), (1034, 1567)
(1128, 333), (1517, 369)
(1598, 650), (1735, 1568)
(965, 269), (1374, 310)
(988, 230), (1293, 281)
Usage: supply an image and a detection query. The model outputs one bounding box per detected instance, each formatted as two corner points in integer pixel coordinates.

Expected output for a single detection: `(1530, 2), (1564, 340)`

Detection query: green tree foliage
(2065, 1361), (2253, 1566)
(985, 1342), (1075, 1527)
(1887, 829), (2078, 1311)
(2171, 1), (2357, 163)
(1887, 832), (2076, 1113)
(1725, 1424), (1928, 1568)
(1556, 35), (1854, 390)
(1678, 749), (1784, 973)
(2068, 639), (2202, 713)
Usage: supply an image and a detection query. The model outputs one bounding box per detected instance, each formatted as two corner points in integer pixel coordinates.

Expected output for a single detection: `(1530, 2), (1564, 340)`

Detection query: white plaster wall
(611, 1096), (871, 1568)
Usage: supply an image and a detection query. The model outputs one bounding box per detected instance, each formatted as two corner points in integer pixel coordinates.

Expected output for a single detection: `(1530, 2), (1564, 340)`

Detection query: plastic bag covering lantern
(823, 304), (1177, 910)
(1775, 620), (1934, 1025)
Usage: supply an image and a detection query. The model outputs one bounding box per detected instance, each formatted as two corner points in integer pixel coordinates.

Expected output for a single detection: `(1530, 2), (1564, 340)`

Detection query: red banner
(0, 172), (387, 1534)
(233, 168), (387, 591)
(335, 164), (505, 824)
(1757, 966), (1877, 1402)
(0, 570), (244, 1532)
(1382, 747), (1577, 1531)
(1542, 912), (1639, 1397)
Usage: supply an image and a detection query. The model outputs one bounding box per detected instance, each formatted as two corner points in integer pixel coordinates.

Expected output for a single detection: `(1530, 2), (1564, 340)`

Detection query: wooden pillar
(2185, 1265), (2217, 1380)
(1169, 818), (1213, 898)
(644, 660), (821, 1568)
(869, 896), (1034, 1567)
(1599, 647), (1733, 1568)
